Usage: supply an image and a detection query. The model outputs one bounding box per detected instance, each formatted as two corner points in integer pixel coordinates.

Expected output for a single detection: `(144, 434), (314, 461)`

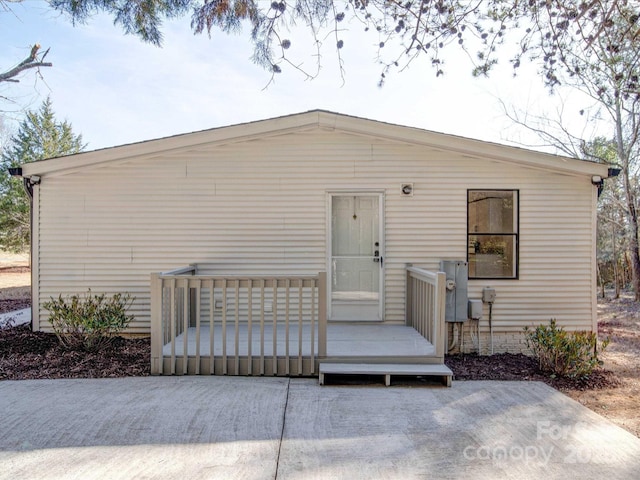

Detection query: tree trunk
(621, 169), (640, 299)
(627, 215), (640, 300)
(612, 223), (620, 299)
(614, 95), (640, 300)
(597, 262), (604, 298)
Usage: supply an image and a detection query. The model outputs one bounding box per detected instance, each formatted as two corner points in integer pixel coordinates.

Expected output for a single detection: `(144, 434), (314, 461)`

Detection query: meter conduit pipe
(482, 287), (496, 355)
(488, 301), (494, 354)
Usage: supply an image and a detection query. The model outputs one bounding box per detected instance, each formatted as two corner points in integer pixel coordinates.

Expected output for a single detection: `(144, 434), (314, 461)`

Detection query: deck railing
(150, 266), (327, 376)
(405, 266), (447, 360)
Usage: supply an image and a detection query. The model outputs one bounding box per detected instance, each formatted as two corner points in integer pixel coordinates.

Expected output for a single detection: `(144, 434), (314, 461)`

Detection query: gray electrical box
(468, 299), (483, 320)
(440, 260), (468, 322)
(482, 286), (496, 304)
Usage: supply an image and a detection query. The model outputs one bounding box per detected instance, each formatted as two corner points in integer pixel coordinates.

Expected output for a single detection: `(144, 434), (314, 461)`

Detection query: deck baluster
(150, 269), (327, 376)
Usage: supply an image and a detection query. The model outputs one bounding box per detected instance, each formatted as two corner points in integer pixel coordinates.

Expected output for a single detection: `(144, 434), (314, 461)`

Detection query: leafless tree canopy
(499, 3), (640, 299)
(37, 1), (639, 87)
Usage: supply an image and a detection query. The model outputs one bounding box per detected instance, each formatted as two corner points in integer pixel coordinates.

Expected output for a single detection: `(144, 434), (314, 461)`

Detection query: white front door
(329, 193), (383, 321)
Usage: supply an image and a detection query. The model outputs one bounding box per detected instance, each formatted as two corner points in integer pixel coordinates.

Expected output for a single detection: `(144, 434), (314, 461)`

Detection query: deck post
(318, 271), (327, 358)
(150, 273), (163, 375)
(182, 278), (189, 375)
(434, 271), (447, 360)
(405, 265), (412, 326)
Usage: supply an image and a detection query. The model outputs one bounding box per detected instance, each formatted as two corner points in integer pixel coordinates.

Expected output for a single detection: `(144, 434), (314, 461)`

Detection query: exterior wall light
(401, 183), (413, 196)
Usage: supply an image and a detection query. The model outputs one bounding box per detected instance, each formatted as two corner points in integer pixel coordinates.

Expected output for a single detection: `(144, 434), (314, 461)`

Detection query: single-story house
(17, 110), (611, 380)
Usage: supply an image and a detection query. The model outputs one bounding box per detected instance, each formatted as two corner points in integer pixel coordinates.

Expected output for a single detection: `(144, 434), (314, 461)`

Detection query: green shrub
(524, 319), (609, 379)
(43, 290), (135, 352)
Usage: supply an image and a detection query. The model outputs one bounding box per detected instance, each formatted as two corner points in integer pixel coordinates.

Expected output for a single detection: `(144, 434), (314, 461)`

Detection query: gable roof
(21, 109), (609, 178)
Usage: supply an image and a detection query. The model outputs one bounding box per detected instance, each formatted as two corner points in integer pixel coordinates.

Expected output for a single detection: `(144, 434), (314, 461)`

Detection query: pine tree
(0, 98), (85, 252)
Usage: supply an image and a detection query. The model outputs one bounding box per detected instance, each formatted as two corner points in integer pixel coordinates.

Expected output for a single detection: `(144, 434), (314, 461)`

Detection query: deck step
(319, 363), (453, 387)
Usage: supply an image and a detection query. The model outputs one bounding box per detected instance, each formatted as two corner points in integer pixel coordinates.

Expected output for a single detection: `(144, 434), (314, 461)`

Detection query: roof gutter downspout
(608, 166), (622, 178)
(594, 167), (622, 197)
(7, 167), (37, 199)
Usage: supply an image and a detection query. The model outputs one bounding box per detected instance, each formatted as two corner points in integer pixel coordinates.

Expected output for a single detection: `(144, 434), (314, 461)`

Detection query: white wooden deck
(151, 267), (446, 376)
(162, 324), (436, 358)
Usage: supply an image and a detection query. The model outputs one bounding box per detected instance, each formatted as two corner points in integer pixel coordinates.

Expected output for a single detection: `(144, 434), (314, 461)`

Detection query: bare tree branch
(0, 44), (53, 84)
(498, 96), (594, 158)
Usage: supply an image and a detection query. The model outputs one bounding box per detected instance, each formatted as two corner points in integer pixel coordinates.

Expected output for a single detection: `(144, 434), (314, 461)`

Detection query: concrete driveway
(1, 377), (639, 479)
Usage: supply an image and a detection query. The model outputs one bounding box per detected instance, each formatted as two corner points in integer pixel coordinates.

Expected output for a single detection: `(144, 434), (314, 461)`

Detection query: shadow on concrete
(1, 377), (639, 479)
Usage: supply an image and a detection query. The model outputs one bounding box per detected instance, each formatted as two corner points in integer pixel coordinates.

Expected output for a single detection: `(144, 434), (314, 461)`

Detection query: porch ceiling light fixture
(401, 183), (414, 196)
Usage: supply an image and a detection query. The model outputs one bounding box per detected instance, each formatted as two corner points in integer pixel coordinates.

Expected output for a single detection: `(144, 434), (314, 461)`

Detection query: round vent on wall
(401, 183), (413, 196)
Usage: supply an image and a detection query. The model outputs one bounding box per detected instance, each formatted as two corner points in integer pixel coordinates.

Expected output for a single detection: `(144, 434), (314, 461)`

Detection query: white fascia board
(22, 111), (323, 177)
(22, 109), (609, 179)
(322, 112), (610, 178)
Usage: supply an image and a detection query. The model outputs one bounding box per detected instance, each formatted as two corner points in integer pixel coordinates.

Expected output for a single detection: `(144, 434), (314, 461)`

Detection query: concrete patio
(1, 377), (639, 479)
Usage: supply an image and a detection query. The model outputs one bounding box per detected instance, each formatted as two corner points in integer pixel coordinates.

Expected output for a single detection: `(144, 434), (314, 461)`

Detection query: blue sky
(1, 1), (601, 152)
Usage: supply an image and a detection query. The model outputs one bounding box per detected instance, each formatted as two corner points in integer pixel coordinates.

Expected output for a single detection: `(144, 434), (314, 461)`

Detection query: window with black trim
(468, 190), (519, 279)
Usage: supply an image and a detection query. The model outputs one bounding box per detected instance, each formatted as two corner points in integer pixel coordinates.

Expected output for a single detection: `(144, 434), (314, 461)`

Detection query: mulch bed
(445, 353), (620, 391)
(0, 322), (620, 390)
(0, 324), (150, 380)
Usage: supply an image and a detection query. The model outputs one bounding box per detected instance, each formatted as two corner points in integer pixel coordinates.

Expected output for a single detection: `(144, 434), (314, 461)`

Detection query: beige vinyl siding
(35, 129), (596, 334)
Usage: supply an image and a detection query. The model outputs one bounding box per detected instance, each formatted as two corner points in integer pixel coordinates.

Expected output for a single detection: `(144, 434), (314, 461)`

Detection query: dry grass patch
(561, 292), (640, 438)
(0, 251), (31, 314)
(0, 251), (30, 303)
